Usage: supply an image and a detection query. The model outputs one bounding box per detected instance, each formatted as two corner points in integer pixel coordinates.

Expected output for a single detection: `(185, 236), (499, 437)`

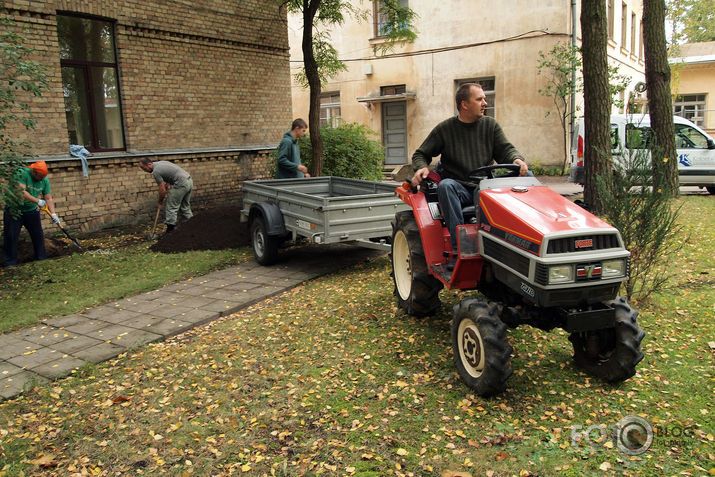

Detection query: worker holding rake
(2, 161), (61, 266)
(139, 158), (193, 235)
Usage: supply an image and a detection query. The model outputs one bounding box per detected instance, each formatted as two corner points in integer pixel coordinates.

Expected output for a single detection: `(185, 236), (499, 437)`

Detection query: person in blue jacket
(275, 118), (311, 179)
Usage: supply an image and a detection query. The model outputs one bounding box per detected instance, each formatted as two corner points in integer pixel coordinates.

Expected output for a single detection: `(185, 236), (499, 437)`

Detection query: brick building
(1, 1), (292, 233)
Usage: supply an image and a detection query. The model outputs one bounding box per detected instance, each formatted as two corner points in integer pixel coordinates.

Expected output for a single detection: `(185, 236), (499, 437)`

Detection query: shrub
(299, 122), (385, 181)
(595, 147), (684, 302)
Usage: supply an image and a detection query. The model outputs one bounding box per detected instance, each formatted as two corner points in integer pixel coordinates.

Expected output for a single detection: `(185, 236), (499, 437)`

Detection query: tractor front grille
(546, 234), (620, 254)
(483, 237), (530, 277)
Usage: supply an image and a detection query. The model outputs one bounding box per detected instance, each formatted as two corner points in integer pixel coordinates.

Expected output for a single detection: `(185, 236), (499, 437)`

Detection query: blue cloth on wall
(69, 145), (90, 177)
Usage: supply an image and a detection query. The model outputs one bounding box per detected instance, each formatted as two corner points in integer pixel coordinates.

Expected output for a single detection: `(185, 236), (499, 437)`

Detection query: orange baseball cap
(29, 161), (48, 178)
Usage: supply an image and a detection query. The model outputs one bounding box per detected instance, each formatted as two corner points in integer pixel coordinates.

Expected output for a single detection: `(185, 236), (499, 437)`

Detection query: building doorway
(382, 101), (407, 165)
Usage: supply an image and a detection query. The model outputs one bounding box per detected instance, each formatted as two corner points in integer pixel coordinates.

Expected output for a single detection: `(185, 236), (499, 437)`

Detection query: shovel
(148, 203), (162, 240)
(41, 206), (85, 252)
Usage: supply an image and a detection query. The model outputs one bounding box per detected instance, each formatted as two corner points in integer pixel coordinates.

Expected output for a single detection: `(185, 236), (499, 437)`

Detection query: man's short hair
(292, 118), (308, 130)
(455, 83), (482, 111)
(140, 158), (153, 166)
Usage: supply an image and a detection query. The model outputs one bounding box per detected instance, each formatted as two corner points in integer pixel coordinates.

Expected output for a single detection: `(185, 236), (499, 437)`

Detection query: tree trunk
(580, 0), (611, 214)
(643, 0), (678, 195)
(302, 0), (323, 177)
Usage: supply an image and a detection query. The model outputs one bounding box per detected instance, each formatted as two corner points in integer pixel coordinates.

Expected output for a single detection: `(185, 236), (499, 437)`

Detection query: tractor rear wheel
(451, 298), (513, 396)
(569, 296), (645, 382)
(391, 211), (443, 316)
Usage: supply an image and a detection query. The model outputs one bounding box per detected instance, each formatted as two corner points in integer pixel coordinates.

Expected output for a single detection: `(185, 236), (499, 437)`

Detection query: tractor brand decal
(480, 219), (540, 255)
(575, 239), (593, 249)
(520, 282), (536, 298)
(505, 233), (533, 251)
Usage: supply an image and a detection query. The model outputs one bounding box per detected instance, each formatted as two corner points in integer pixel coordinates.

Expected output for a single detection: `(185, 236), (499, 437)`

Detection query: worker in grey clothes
(139, 158), (193, 234)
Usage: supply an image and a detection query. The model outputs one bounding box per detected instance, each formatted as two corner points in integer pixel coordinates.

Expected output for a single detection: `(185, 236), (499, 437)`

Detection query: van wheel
(706, 186), (714, 195)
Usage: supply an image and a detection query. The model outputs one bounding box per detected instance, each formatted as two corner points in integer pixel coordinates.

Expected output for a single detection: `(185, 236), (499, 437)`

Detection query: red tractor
(391, 165), (645, 396)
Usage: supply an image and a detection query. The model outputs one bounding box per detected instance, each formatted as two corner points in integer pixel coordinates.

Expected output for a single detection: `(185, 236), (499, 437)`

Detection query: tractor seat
(462, 205), (477, 223)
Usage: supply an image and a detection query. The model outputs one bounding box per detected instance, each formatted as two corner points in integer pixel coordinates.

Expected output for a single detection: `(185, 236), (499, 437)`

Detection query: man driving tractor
(410, 82), (529, 252)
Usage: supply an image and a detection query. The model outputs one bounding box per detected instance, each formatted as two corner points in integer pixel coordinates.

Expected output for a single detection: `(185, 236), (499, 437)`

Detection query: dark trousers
(3, 208), (46, 266)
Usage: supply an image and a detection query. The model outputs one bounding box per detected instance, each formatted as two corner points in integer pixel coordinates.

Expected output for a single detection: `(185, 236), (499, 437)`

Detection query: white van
(569, 114), (715, 194)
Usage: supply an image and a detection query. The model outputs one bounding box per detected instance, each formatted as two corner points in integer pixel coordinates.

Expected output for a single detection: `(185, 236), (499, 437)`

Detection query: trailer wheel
(569, 296), (645, 382)
(451, 298), (513, 396)
(250, 216), (280, 265)
(391, 211), (443, 316)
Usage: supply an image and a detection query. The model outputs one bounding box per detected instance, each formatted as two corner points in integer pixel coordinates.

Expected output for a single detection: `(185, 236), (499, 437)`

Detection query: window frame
(673, 94), (707, 127)
(319, 91), (342, 127)
(57, 12), (126, 152)
(373, 0), (409, 38)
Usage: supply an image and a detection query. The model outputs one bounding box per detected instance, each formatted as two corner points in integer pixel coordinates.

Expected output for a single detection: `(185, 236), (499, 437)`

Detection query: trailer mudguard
(249, 202), (286, 236)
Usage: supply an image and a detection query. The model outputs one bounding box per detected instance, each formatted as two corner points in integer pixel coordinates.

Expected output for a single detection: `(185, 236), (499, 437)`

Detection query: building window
(57, 14), (125, 151)
(621, 2), (628, 50)
(608, 0), (615, 40)
(320, 92), (341, 127)
(456, 78), (496, 118)
(674, 94), (706, 126)
(380, 84), (406, 96)
(630, 12), (637, 54)
(374, 0), (408, 37)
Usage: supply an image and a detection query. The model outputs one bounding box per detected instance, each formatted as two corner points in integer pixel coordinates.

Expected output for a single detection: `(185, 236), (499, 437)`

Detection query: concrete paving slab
(0, 371), (49, 400)
(147, 304), (195, 318)
(32, 355), (86, 379)
(169, 296), (215, 308)
(81, 305), (123, 319)
(117, 300), (164, 314)
(109, 329), (162, 349)
(0, 333), (24, 348)
(144, 318), (193, 337)
(42, 314), (89, 329)
(120, 315), (165, 330)
(201, 300), (246, 314)
(49, 335), (104, 354)
(169, 308), (219, 324)
(0, 361), (24, 378)
(0, 339), (41, 361)
(87, 324), (147, 343)
(20, 328), (75, 347)
(64, 319), (113, 335)
(7, 347), (63, 369)
(92, 309), (142, 325)
(72, 342), (126, 363)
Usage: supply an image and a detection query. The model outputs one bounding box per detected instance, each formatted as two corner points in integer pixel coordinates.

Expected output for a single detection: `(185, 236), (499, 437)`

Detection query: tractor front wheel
(391, 211), (443, 316)
(569, 296), (645, 382)
(451, 299), (513, 396)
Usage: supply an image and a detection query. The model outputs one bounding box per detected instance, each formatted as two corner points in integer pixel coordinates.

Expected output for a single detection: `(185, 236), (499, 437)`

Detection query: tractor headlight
(602, 259), (626, 278)
(549, 264), (574, 284)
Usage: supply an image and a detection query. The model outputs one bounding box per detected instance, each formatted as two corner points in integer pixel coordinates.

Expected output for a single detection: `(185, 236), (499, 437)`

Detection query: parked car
(569, 114), (715, 194)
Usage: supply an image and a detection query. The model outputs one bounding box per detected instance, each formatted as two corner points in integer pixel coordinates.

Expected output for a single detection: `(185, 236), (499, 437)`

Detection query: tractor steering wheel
(468, 164), (522, 183)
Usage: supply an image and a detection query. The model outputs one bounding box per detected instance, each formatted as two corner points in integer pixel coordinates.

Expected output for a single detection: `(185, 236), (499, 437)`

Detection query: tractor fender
(249, 202), (286, 236)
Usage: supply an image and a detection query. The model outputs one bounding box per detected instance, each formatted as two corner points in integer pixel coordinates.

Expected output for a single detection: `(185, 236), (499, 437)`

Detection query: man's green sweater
(412, 116), (522, 184)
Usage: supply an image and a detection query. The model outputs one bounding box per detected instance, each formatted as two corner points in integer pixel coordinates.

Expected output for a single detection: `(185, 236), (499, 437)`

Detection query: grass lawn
(0, 196), (713, 476)
(0, 232), (252, 334)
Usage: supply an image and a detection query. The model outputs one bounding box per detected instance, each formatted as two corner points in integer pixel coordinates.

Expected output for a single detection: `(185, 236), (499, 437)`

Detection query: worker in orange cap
(2, 161), (61, 266)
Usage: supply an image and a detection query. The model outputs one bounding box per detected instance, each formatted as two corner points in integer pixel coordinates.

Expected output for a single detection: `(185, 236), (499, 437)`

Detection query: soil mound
(150, 206), (250, 253)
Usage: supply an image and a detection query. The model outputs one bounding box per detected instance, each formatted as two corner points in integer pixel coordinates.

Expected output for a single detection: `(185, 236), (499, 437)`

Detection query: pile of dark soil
(150, 206), (250, 253)
(1, 207), (251, 265)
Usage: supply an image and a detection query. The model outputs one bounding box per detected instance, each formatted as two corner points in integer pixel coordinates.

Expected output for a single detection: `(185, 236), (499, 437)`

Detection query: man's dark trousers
(3, 208), (47, 266)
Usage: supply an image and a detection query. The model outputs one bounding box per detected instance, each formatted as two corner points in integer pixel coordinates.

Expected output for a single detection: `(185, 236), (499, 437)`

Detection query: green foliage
(0, 18), (48, 205)
(537, 42), (582, 173)
(667, 0), (715, 44)
(0, 16), (49, 208)
(595, 147), (684, 302)
(297, 123), (385, 181)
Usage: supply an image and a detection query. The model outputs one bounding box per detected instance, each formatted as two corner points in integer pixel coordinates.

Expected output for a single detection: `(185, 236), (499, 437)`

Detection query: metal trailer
(240, 176), (409, 264)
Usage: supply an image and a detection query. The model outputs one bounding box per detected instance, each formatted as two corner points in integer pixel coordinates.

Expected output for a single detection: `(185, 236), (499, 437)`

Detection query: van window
(674, 123), (709, 149)
(625, 124), (653, 149)
(610, 124), (619, 150)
